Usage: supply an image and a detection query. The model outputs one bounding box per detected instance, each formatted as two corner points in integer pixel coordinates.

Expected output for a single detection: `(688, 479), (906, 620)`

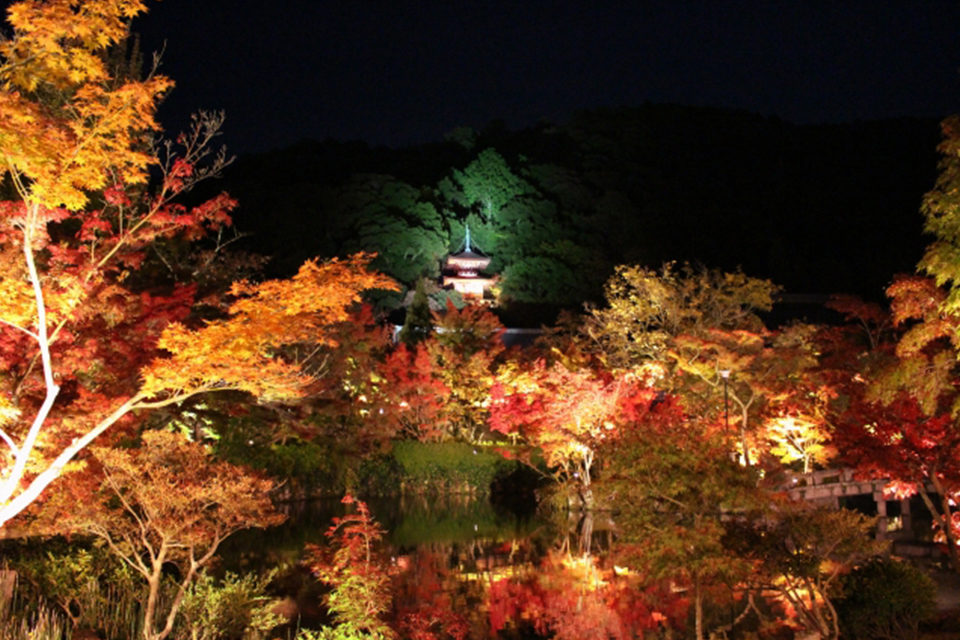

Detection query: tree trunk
(920, 480), (960, 574)
(694, 574), (704, 640)
(579, 450), (594, 510)
(578, 510), (594, 555)
(143, 567), (162, 640)
(740, 405), (751, 466)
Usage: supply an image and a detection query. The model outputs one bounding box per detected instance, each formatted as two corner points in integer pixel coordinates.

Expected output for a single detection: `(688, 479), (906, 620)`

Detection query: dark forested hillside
(216, 105), (940, 310)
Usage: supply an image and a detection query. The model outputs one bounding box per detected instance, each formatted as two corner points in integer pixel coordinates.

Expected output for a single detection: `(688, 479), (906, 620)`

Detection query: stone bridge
(780, 467), (916, 539)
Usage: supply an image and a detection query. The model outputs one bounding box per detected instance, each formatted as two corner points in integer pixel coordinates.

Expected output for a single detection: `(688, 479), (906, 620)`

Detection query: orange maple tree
(47, 430), (284, 640)
(0, 0), (394, 529)
(423, 301), (505, 443)
(490, 358), (644, 509)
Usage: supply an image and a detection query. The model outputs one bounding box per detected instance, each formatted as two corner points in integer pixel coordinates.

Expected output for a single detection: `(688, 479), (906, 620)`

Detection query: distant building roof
(443, 225), (495, 300)
(446, 225), (491, 270)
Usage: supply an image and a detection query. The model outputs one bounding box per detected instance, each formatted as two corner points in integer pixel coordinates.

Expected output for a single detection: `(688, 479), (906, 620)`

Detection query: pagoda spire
(464, 224), (473, 252)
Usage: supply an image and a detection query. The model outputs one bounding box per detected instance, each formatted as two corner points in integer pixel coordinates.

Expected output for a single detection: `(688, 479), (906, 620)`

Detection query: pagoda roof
(448, 248), (489, 261)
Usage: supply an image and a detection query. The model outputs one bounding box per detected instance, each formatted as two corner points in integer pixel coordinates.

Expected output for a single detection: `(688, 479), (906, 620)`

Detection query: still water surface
(219, 493), (572, 634)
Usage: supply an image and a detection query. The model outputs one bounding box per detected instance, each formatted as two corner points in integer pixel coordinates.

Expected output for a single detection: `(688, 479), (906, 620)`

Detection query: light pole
(719, 369), (731, 435)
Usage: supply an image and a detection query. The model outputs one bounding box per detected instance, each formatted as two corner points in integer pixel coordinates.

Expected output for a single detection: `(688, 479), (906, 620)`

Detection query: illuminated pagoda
(441, 226), (496, 299)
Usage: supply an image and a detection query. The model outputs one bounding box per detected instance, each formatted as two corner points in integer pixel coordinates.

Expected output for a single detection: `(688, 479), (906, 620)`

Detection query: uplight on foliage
(0, 0), (396, 530)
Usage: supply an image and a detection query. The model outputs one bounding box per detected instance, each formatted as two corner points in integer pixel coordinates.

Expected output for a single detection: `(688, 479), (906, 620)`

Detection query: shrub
(174, 571), (283, 640)
(836, 557), (936, 640)
(217, 431), (523, 498)
(390, 441), (515, 493)
(216, 428), (351, 498)
(5, 539), (142, 639)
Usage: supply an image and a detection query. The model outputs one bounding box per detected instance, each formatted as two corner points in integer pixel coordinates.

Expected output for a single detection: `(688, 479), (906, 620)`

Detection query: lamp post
(719, 370), (731, 435)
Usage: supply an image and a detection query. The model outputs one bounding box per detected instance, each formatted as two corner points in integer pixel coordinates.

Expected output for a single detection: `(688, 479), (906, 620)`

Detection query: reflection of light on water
(457, 564), (529, 582)
(560, 553), (607, 591)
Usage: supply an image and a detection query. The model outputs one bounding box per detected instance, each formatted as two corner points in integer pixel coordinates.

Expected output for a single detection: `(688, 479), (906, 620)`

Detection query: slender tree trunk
(920, 480), (960, 574)
(579, 451), (594, 511)
(823, 589), (840, 640)
(578, 510), (594, 555)
(144, 566), (162, 640)
(694, 573), (704, 640)
(0, 204), (60, 521)
(740, 405), (751, 466)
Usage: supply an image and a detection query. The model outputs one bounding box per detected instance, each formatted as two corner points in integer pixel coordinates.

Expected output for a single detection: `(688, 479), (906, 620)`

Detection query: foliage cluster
(304, 495), (396, 640)
(0, 0), (395, 535)
(390, 441), (515, 494)
(32, 431), (285, 640)
(175, 571), (283, 640)
(215, 423), (352, 498)
(3, 539), (141, 639)
(835, 558), (936, 640)
(4, 540), (282, 640)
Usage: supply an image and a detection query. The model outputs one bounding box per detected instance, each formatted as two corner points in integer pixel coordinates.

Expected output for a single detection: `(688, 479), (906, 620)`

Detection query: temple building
(441, 226), (496, 300)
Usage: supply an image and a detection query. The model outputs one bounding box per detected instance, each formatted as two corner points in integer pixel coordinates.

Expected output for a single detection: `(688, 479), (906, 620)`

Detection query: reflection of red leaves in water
(487, 552), (687, 639)
(393, 550), (468, 640)
(488, 579), (532, 635)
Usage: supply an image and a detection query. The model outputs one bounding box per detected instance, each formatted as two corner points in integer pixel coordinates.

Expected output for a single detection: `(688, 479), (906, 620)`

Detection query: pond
(217, 493), (643, 639)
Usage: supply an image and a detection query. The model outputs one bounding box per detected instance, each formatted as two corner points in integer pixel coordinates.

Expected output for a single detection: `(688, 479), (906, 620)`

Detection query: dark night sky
(125, 1), (960, 154)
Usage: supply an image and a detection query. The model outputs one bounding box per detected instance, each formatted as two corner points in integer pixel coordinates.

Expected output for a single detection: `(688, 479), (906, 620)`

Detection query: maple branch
(39, 113), (233, 353)
(15, 187), (178, 380)
(0, 51), (39, 78)
(0, 317), (38, 341)
(0, 393), (142, 530)
(93, 521), (152, 579)
(190, 226), (250, 278)
(0, 203), (61, 509)
(159, 532), (227, 640)
(132, 387), (222, 411)
(64, 46), (168, 173)
(103, 466), (154, 564)
(149, 244), (177, 275)
(711, 591), (762, 638)
(649, 490), (690, 512)
(0, 428), (17, 456)
(144, 543), (169, 637)
(925, 474), (960, 571)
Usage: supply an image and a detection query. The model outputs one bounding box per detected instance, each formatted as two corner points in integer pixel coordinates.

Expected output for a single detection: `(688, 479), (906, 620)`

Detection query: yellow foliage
(0, 0), (171, 210)
(0, 395), (20, 427)
(763, 414), (835, 472)
(0, 275), (36, 332)
(587, 262), (779, 369)
(141, 255), (397, 402)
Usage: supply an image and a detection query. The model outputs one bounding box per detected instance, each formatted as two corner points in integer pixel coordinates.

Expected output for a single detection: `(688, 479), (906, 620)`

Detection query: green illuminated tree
(440, 148), (536, 223)
(324, 174), (449, 285)
(440, 150), (612, 306)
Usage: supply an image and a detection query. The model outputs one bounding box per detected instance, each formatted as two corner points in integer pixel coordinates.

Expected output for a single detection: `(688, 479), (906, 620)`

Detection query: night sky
(125, 1), (960, 154)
